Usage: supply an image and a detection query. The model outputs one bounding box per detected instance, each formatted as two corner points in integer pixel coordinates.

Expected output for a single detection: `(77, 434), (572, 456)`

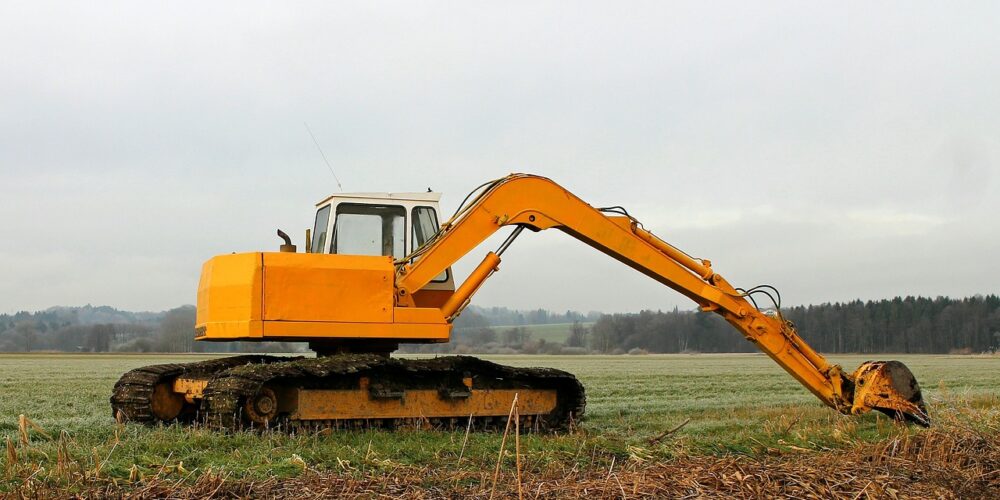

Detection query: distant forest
(0, 306), (296, 354)
(578, 295), (1000, 355)
(1, 296), (998, 355)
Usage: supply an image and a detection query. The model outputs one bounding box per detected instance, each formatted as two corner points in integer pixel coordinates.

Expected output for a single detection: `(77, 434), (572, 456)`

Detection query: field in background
(2, 353), (998, 497)
(484, 322), (593, 343)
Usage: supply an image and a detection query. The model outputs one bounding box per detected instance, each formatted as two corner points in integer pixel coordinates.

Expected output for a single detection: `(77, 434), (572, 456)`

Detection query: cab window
(311, 205), (331, 253)
(412, 206), (448, 282)
(332, 204), (406, 259)
(412, 206), (439, 248)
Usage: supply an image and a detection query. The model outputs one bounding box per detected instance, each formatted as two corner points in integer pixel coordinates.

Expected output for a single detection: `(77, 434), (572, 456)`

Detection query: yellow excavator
(111, 174), (928, 431)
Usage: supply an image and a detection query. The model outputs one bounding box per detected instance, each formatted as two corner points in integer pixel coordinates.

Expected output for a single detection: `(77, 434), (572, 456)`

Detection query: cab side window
(311, 205), (331, 253)
(412, 206), (448, 282)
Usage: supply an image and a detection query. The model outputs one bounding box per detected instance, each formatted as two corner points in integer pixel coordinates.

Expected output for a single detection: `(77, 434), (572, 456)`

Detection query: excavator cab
(309, 191), (455, 298)
(193, 192), (459, 351)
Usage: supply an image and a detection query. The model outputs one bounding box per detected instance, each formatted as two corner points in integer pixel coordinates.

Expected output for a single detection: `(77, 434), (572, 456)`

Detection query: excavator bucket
(850, 360), (929, 426)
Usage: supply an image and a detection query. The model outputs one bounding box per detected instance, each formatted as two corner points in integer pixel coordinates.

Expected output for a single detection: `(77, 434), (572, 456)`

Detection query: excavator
(111, 174), (929, 431)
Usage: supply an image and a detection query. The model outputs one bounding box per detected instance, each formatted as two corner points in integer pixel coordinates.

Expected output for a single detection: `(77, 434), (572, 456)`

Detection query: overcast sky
(1, 2), (997, 315)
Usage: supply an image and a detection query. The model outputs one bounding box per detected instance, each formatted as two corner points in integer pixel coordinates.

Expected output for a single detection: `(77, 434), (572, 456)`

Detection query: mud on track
(13, 426), (999, 499)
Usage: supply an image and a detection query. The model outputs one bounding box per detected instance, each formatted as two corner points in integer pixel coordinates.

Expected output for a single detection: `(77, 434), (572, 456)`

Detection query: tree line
(0, 305), (297, 353)
(583, 295), (1000, 354)
(464, 305), (601, 327)
(2, 295), (998, 354)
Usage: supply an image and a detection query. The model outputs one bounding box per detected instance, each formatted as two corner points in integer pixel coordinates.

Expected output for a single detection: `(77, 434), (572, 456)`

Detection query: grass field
(1, 353), (998, 497)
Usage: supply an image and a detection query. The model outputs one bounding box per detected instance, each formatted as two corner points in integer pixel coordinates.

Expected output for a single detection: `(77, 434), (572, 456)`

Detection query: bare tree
(86, 324), (114, 352)
(566, 321), (588, 348)
(15, 321), (37, 352)
(156, 307), (197, 352)
(502, 327), (530, 347)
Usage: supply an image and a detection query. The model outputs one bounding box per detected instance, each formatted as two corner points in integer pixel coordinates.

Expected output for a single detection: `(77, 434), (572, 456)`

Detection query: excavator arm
(395, 174), (929, 425)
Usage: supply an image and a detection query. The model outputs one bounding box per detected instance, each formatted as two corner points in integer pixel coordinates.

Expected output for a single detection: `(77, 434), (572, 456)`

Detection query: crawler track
(111, 355), (585, 432)
(110, 355), (294, 423)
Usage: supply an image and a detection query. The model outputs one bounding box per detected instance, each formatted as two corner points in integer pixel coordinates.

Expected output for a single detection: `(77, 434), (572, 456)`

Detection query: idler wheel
(244, 387), (279, 425)
(150, 382), (184, 421)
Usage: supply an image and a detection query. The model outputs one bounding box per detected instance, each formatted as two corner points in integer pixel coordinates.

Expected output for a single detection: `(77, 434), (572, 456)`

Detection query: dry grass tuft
(4, 437), (17, 477)
(7, 423), (997, 499)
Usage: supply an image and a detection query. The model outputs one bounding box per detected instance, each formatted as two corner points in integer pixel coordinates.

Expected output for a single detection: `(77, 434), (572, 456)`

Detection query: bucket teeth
(850, 360), (929, 427)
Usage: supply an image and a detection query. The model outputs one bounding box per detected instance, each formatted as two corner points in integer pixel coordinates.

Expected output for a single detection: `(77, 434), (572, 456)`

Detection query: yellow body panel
(169, 375), (555, 423)
(196, 252), (450, 342)
(261, 317), (448, 340)
(261, 252), (393, 323)
(294, 388), (556, 420)
(196, 252), (263, 330)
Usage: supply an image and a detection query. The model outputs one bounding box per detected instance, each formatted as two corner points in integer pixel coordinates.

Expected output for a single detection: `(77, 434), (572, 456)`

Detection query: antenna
(304, 122), (343, 192)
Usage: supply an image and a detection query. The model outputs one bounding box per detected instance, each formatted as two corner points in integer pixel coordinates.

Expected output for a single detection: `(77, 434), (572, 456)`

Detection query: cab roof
(315, 192), (442, 207)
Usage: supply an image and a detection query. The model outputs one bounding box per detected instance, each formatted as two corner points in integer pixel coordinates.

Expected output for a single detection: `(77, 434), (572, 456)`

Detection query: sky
(1, 1), (997, 315)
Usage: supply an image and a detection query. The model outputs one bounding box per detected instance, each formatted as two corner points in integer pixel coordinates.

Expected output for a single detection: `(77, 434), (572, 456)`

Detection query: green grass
(1, 353), (998, 490)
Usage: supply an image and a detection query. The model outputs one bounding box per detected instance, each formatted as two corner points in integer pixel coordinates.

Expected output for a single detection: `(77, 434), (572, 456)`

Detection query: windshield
(332, 203), (406, 258)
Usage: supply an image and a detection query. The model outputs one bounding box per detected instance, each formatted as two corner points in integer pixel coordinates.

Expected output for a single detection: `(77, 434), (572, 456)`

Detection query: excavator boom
(393, 174), (927, 424)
